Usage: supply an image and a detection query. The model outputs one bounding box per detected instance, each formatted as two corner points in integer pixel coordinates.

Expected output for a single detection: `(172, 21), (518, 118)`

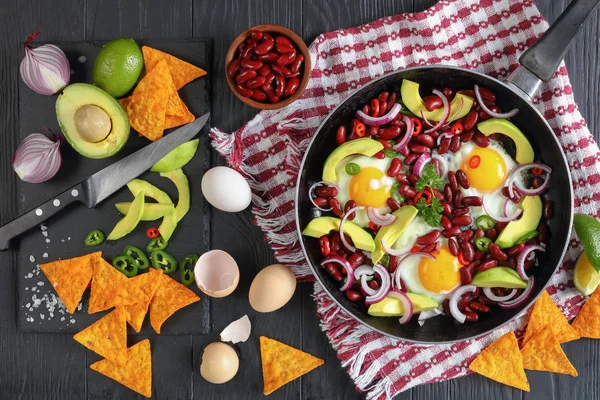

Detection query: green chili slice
(383, 149), (398, 158)
(390, 182), (406, 204)
(180, 254), (198, 286)
(123, 246), (150, 271)
(112, 255), (138, 277)
(85, 229), (105, 246)
(151, 250), (178, 273)
(476, 215), (496, 231)
(516, 230), (539, 245)
(147, 237), (168, 252)
(345, 162), (361, 175)
(474, 237), (492, 252)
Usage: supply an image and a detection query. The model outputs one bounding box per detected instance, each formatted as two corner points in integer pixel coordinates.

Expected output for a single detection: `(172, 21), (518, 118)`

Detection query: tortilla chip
(40, 251), (99, 313)
(123, 59), (171, 141)
(149, 273), (200, 333)
(90, 339), (152, 398)
(164, 108), (195, 129)
(123, 269), (164, 332)
(469, 331), (529, 391)
(523, 291), (580, 345)
(74, 307), (127, 366)
(259, 336), (324, 395)
(572, 286), (600, 338)
(142, 46), (207, 90)
(88, 257), (148, 314)
(521, 325), (578, 376)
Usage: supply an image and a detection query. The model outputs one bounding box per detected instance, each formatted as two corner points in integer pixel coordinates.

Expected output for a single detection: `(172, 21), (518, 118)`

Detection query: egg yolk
(418, 246), (461, 294)
(461, 147), (507, 192)
(349, 167), (390, 208)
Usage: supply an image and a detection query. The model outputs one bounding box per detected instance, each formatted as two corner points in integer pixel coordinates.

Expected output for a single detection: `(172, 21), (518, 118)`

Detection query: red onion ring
(483, 195), (522, 222)
(418, 307), (443, 326)
(506, 163), (552, 198)
(339, 205), (364, 253)
(449, 284), (476, 323)
(308, 181), (339, 211)
(441, 97), (465, 127)
(365, 264), (392, 305)
(387, 289), (414, 324)
(516, 244), (545, 281)
(321, 256), (354, 291)
(498, 277), (535, 309)
(356, 103), (402, 126)
(436, 131), (453, 146)
(354, 264), (374, 279)
(366, 207), (396, 226)
(422, 89), (450, 134)
(474, 85), (519, 119)
(482, 287), (518, 302)
(431, 153), (448, 179)
(394, 252), (435, 289)
(413, 152), (432, 177)
(381, 239), (411, 258)
(392, 116), (414, 151)
(360, 274), (378, 296)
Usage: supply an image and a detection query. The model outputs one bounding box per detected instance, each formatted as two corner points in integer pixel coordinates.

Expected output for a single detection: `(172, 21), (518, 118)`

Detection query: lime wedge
(574, 251), (600, 296)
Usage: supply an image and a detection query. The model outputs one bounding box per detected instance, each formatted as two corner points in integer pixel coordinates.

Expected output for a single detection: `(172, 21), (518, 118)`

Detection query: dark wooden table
(1, 1), (598, 399)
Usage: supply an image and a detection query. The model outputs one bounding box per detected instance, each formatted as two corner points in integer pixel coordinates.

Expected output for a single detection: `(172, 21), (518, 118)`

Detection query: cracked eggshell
(248, 264), (296, 313)
(194, 250), (240, 298)
(200, 342), (239, 384)
(220, 315), (251, 344)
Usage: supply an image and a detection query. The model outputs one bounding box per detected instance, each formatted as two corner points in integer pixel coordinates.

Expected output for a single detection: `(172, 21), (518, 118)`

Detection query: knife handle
(0, 183), (85, 251)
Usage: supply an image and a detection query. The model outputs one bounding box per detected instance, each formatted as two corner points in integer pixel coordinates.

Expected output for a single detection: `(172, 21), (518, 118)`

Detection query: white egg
(201, 167), (252, 212)
(334, 155), (397, 227)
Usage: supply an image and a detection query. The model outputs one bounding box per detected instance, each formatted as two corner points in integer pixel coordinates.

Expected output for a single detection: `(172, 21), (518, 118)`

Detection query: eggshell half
(248, 264), (296, 313)
(200, 342), (239, 384)
(194, 250), (240, 298)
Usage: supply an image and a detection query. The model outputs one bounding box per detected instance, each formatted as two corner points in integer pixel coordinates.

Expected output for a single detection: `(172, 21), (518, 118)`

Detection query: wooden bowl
(225, 24), (312, 110)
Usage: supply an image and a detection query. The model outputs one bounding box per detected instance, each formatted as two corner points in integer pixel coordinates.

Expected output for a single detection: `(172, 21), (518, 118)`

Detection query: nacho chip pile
(119, 46), (206, 141)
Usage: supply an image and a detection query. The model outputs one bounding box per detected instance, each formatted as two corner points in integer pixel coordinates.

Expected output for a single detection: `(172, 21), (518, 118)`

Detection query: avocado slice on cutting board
(107, 190), (145, 240)
(477, 118), (534, 164)
(151, 139), (199, 173)
(495, 195), (542, 249)
(56, 83), (130, 159)
(322, 138), (383, 182)
(302, 216), (376, 252)
(127, 180), (173, 205)
(115, 202), (174, 221)
(400, 79), (473, 122)
(161, 169), (190, 223)
(368, 293), (438, 316)
(471, 267), (528, 289)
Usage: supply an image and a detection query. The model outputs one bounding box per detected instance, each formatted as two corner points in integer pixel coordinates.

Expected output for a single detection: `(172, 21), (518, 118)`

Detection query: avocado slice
(127, 180), (173, 205)
(160, 169), (190, 222)
(56, 83), (130, 159)
(400, 80), (473, 122)
(107, 190), (145, 240)
(495, 195), (542, 249)
(322, 138), (383, 182)
(367, 293), (438, 316)
(151, 139), (199, 173)
(115, 202), (174, 221)
(302, 216), (376, 252)
(471, 267), (528, 289)
(371, 206), (419, 264)
(477, 119), (534, 164)
(158, 211), (178, 242)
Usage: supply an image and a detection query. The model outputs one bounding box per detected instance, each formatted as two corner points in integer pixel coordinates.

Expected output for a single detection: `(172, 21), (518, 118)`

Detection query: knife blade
(0, 112), (209, 250)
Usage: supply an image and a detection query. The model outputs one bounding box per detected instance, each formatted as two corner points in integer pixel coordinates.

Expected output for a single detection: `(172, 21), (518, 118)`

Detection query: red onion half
(13, 132), (62, 183)
(356, 103), (402, 126)
(20, 31), (70, 96)
(387, 289), (413, 324)
(474, 85), (519, 119)
(449, 284), (476, 323)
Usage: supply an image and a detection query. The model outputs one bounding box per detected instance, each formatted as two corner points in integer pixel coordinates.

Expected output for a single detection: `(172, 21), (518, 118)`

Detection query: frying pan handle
(507, 0), (600, 98)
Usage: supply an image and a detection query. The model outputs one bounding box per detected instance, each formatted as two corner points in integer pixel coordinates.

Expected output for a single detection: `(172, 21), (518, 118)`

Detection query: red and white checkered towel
(211, 0), (600, 398)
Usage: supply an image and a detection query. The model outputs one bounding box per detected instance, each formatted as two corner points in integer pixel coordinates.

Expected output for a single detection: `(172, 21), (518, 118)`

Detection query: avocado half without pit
(56, 83), (130, 159)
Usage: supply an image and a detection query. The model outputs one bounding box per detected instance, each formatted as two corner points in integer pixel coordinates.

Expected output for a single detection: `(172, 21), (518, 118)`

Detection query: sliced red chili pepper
(450, 121), (463, 135)
(411, 117), (422, 136)
(368, 221), (380, 231)
(410, 245), (421, 253)
(469, 155), (481, 168)
(457, 250), (469, 265)
(414, 190), (432, 205)
(147, 227), (160, 239)
(532, 167), (543, 176)
(353, 119), (366, 137)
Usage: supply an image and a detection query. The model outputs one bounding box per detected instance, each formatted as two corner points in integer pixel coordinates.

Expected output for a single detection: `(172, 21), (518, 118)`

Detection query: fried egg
(335, 155), (397, 227)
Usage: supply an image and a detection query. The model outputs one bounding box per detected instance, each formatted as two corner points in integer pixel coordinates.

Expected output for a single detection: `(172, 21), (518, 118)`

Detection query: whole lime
(93, 38), (143, 98)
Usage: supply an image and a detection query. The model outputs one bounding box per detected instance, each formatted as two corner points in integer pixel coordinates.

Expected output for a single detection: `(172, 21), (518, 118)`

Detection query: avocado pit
(74, 104), (112, 143)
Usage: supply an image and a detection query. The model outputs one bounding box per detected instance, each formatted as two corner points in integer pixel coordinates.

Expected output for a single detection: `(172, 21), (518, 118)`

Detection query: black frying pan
(296, 0), (600, 343)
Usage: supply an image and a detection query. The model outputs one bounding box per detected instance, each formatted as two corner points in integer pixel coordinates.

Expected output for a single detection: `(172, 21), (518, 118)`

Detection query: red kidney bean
(458, 293), (471, 311)
(460, 267), (472, 284)
(455, 169), (470, 189)
(378, 101), (388, 116)
(452, 215), (472, 227)
(477, 87), (496, 102)
(235, 69), (257, 84)
(464, 311), (479, 322)
(289, 54), (304, 73)
(441, 201), (452, 216)
(453, 207), (469, 217)
(431, 158), (441, 176)
(275, 35), (293, 47)
(387, 158), (402, 177)
(417, 134), (435, 148)
(532, 177), (543, 189)
(319, 236), (331, 257)
(459, 229), (474, 242)
(344, 200), (357, 221)
(373, 151), (385, 159)
(257, 64), (271, 77)
(284, 77), (300, 96)
(416, 230), (441, 246)
(442, 299), (451, 315)
(376, 139), (392, 149)
(336, 126), (347, 146)
(324, 262), (343, 281)
(369, 99), (380, 117)
(250, 30), (264, 41)
(254, 38), (275, 55)
(443, 184), (453, 203)
(257, 52), (279, 62)
(236, 84), (253, 97)
(506, 243), (525, 257)
(474, 229), (485, 239)
(423, 95), (443, 111)
(315, 186), (338, 197)
(543, 200), (554, 219)
(241, 59), (263, 70)
(386, 92), (397, 112)
(450, 135), (461, 152)
(246, 76), (267, 89)
(462, 196), (482, 207)
(438, 137), (451, 154)
(463, 110), (478, 131)
(345, 289), (364, 302)
(377, 91), (389, 104)
(380, 126), (401, 140)
(473, 131), (490, 147)
(271, 63), (291, 76)
(466, 261), (481, 274)
(486, 227), (497, 240)
(275, 75), (285, 97)
(388, 255), (399, 273)
(251, 89), (267, 102)
(275, 42), (295, 54)
(277, 51), (296, 66)
(495, 221), (508, 233)
(488, 243), (508, 261)
(461, 128), (475, 143)
(462, 241), (475, 261)
(409, 143), (429, 154)
(448, 237), (459, 256)
(443, 227), (462, 238)
(228, 59), (241, 78)
(399, 184), (417, 198)
(329, 198), (343, 217)
(368, 126), (380, 137)
(447, 171), (458, 192)
(313, 197), (328, 208)
(396, 173), (409, 184)
(261, 73), (275, 90)
(387, 197), (400, 211)
(408, 174), (419, 185)
(348, 253), (365, 269)
(240, 41), (257, 59)
(421, 243), (438, 254)
(452, 191), (462, 208)
(428, 188), (442, 201)
(330, 232), (341, 254)
(469, 301), (490, 313)
(443, 87), (454, 98)
(403, 153), (420, 165)
(441, 215), (452, 230)
(264, 88), (280, 103)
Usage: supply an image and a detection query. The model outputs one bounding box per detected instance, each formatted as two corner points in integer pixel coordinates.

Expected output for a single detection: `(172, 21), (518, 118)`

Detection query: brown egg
(248, 264), (296, 313)
(200, 342), (239, 384)
(194, 250), (240, 298)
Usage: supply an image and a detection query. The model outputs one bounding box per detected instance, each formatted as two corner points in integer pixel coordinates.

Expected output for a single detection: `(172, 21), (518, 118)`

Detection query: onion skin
(20, 31), (70, 96)
(12, 133), (62, 183)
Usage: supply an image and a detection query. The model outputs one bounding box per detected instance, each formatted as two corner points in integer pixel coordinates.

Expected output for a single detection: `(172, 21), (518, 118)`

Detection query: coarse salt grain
(40, 225), (47, 231)
(42, 231), (48, 237)
(29, 255), (35, 263)
(42, 253), (48, 258)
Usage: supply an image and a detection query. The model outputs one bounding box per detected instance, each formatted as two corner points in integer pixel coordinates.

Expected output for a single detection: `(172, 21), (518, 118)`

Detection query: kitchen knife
(0, 112), (209, 251)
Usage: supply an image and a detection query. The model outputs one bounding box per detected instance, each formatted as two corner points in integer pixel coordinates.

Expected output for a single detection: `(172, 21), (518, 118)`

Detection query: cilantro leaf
(416, 196), (443, 227)
(415, 163), (443, 192)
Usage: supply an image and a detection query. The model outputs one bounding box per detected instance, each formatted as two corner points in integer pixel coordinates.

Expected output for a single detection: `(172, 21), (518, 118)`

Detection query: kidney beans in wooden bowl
(225, 24), (312, 110)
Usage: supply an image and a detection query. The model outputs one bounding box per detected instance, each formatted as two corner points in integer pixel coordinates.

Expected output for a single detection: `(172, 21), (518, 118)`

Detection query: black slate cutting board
(16, 39), (212, 335)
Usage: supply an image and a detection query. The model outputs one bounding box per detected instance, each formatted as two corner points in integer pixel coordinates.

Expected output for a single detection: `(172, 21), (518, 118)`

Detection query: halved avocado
(495, 195), (542, 249)
(322, 138), (383, 182)
(107, 190), (145, 240)
(471, 267), (528, 289)
(477, 119), (534, 164)
(371, 206), (419, 264)
(302, 216), (376, 252)
(56, 83), (130, 159)
(400, 79), (473, 121)
(368, 293), (438, 316)
(115, 202), (174, 221)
